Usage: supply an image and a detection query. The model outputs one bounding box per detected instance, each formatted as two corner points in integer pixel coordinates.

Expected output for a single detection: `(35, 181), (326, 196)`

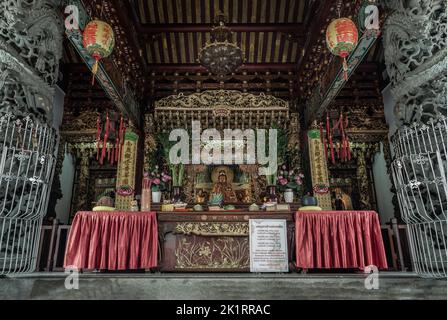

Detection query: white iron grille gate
(0, 113), (57, 274)
(391, 116), (447, 278)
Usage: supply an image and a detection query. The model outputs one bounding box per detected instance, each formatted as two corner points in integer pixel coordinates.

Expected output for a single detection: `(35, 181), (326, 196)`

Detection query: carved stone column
(383, 0), (447, 124)
(0, 1), (63, 274)
(383, 0), (447, 277)
(356, 150), (371, 209)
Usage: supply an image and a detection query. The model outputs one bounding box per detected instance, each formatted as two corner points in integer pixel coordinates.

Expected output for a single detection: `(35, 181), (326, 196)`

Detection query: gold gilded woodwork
(115, 130), (139, 210)
(175, 237), (250, 269)
(175, 222), (249, 237)
(155, 90), (288, 110)
(356, 150), (371, 209)
(307, 127), (332, 210)
(153, 90), (289, 131)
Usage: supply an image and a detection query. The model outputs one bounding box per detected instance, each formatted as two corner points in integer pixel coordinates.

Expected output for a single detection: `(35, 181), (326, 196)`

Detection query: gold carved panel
(175, 236), (250, 270)
(175, 222), (249, 237)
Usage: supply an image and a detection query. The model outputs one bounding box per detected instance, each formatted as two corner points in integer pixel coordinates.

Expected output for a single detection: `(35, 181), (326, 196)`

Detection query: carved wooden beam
(147, 63), (297, 73)
(64, 0), (142, 128)
(304, 33), (380, 127)
(139, 23), (305, 35)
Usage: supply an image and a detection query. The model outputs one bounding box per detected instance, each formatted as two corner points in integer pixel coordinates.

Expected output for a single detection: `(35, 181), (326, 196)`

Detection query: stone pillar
(0, 0), (63, 274)
(383, 0), (447, 277)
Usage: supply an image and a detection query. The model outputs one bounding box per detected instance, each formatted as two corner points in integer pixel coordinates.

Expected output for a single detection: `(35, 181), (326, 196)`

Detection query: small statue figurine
(211, 170), (237, 203)
(196, 189), (208, 204)
(130, 199), (139, 212)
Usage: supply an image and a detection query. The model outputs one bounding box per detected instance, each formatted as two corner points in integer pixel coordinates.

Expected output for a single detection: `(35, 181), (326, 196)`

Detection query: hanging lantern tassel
(327, 113), (335, 164)
(320, 122), (328, 161)
(91, 57), (99, 86)
(100, 113), (110, 165)
(96, 116), (101, 160)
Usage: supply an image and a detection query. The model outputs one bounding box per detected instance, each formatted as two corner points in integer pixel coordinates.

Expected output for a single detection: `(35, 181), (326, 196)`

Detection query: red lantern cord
(320, 122), (328, 161)
(117, 116), (124, 161)
(96, 116), (101, 160)
(326, 113), (335, 164)
(100, 113), (110, 165)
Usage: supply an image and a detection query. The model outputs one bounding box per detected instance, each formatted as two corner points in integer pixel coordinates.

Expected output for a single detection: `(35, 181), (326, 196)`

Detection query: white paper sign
(249, 219), (288, 272)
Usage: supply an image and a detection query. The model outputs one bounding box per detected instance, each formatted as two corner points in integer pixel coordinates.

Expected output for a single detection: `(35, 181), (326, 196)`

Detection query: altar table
(64, 211), (158, 270)
(157, 211), (295, 272)
(295, 211), (388, 270)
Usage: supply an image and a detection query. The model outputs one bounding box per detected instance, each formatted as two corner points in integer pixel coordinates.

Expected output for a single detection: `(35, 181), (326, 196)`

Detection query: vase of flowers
(284, 189), (294, 203)
(147, 166), (171, 203)
(277, 165), (304, 203)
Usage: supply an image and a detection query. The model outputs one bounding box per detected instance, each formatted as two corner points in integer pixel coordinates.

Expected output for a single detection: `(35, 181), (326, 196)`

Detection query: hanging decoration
(96, 112), (126, 165)
(326, 17), (359, 81)
(82, 19), (115, 85)
(320, 112), (351, 165)
(198, 13), (244, 76)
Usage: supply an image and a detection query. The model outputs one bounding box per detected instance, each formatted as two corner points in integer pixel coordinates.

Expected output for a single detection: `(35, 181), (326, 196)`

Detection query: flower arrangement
(116, 185), (134, 196)
(145, 166), (172, 192)
(276, 164), (304, 195)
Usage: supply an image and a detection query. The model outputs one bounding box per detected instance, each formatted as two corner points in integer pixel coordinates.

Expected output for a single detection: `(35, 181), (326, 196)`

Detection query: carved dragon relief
(155, 90), (289, 110)
(0, 0), (63, 124)
(383, 0), (447, 125)
(383, 1), (447, 275)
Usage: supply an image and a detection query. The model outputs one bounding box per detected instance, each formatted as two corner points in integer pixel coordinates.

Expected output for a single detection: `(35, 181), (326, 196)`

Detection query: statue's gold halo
(211, 166), (234, 183)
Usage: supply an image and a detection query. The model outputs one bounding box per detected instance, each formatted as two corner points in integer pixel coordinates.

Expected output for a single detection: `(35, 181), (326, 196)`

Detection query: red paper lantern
(326, 18), (359, 81)
(83, 20), (115, 85)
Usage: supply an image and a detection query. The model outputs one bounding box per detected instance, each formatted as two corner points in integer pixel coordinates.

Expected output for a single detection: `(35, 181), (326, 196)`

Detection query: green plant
(261, 123), (287, 185)
(158, 132), (185, 187)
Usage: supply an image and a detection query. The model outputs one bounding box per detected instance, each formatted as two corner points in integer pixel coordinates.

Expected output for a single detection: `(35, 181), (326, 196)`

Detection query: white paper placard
(249, 219), (288, 272)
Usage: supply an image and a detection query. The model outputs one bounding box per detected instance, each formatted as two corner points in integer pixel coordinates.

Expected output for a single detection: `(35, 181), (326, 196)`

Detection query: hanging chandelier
(198, 15), (244, 76)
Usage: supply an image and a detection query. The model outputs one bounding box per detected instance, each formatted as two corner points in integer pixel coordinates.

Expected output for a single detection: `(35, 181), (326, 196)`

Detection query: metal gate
(0, 113), (57, 274)
(391, 116), (447, 278)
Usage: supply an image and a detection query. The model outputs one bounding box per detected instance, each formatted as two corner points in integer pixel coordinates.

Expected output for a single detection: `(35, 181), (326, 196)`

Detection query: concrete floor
(1, 272), (446, 300)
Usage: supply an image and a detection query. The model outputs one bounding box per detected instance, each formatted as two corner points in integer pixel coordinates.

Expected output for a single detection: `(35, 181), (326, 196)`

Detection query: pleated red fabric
(64, 211), (158, 270)
(295, 211), (388, 269)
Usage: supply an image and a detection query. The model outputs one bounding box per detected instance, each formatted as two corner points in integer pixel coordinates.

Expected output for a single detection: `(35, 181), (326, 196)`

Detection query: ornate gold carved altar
(157, 211), (295, 272)
(143, 90), (300, 204)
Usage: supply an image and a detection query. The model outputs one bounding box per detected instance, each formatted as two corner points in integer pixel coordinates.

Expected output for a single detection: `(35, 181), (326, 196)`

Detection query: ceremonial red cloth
(64, 211), (158, 270)
(295, 211), (388, 269)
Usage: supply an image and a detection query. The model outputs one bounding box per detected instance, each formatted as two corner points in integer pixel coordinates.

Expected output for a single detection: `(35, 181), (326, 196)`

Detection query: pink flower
(282, 165), (287, 170)
(153, 178), (161, 185)
(279, 178), (288, 185)
(278, 175), (283, 180)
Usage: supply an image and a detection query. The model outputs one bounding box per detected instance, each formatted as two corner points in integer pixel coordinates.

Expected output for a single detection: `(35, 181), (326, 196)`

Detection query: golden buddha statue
(211, 168), (237, 203)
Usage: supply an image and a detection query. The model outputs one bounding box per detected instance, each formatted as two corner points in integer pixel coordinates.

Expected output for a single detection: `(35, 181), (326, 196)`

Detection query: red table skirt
(295, 211), (388, 269)
(64, 211), (158, 270)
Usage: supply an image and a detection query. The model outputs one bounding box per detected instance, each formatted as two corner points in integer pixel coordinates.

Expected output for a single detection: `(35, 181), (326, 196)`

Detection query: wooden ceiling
(61, 0), (386, 122)
(134, 0), (306, 66)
